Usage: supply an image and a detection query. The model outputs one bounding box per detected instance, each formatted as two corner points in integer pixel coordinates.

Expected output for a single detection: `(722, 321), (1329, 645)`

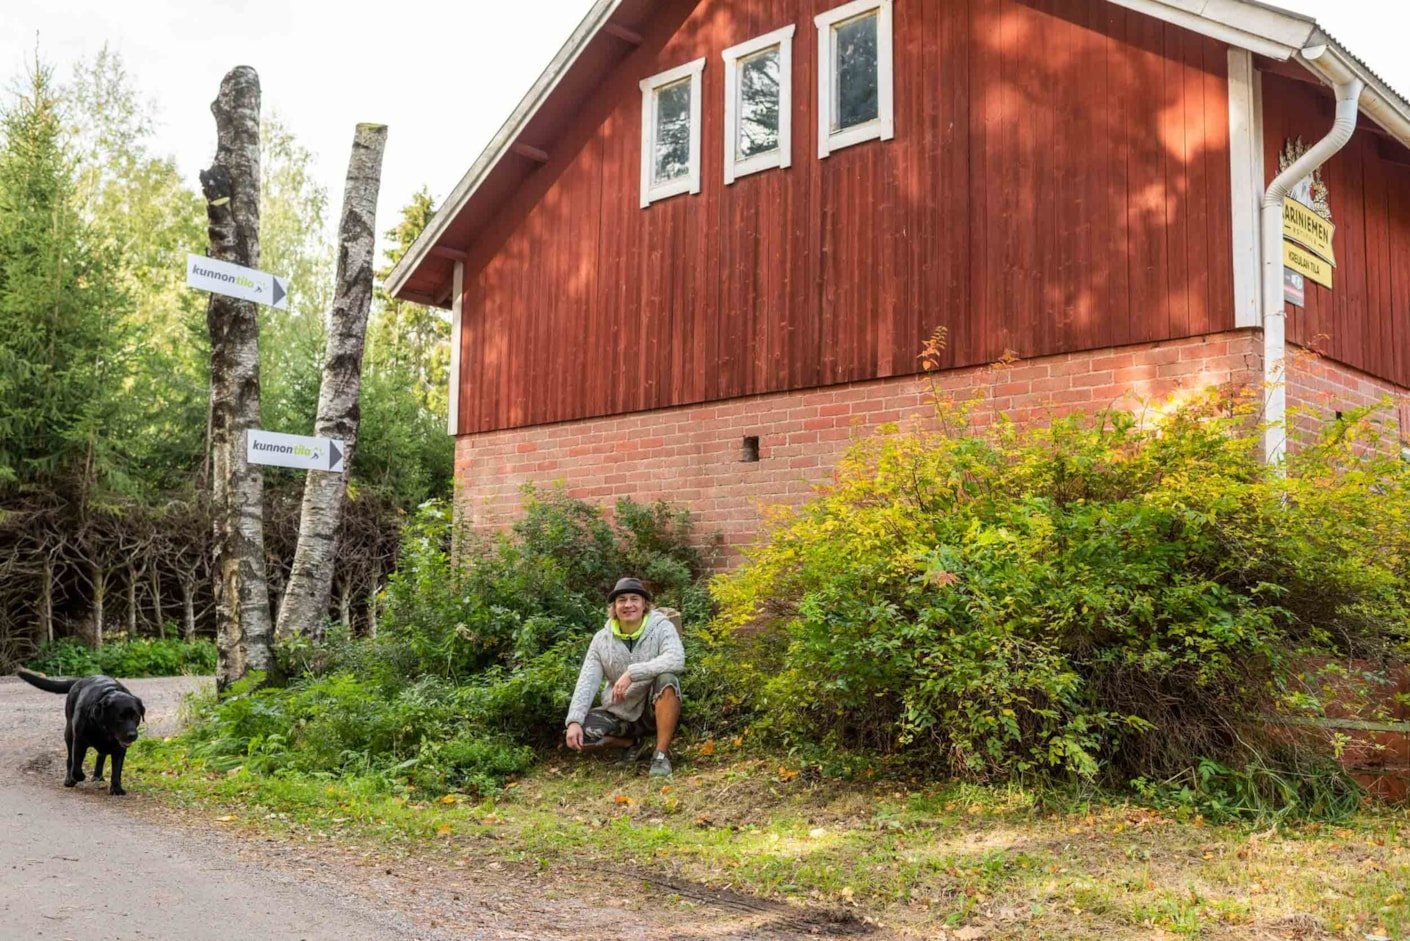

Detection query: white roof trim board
(387, 0), (1410, 301)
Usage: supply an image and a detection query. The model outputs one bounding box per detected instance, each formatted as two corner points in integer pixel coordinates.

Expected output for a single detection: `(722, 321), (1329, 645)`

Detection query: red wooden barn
(389, 0), (1410, 555)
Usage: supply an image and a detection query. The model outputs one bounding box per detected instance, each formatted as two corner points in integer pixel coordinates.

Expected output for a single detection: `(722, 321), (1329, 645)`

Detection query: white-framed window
(722, 25), (795, 184)
(639, 58), (706, 207)
(815, 0), (894, 158)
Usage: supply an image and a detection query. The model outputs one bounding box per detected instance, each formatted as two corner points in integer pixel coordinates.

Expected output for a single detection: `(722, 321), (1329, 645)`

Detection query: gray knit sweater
(565, 609), (685, 727)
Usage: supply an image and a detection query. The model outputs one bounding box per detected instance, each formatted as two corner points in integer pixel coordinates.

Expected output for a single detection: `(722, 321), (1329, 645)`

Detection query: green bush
(376, 486), (712, 682)
(176, 489), (722, 796)
(711, 389), (1410, 800)
(26, 637), (217, 678)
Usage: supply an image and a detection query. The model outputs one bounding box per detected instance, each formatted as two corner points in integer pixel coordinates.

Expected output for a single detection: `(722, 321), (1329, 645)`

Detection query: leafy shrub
(177, 489), (722, 795)
(377, 486), (713, 682)
(26, 637), (217, 678)
(712, 389), (1410, 798)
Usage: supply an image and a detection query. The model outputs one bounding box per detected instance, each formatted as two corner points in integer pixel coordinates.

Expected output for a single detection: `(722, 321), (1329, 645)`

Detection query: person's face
(613, 592), (646, 625)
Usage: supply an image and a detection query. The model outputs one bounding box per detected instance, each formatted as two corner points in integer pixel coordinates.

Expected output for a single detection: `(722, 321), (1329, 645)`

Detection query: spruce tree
(0, 61), (129, 495)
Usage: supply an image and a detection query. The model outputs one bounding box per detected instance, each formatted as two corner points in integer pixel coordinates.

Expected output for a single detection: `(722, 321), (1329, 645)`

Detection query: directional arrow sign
(187, 254), (290, 309)
(247, 430), (346, 473)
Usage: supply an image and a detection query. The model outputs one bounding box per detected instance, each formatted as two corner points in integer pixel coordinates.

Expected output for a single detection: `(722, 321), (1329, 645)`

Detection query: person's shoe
(648, 751), (673, 778)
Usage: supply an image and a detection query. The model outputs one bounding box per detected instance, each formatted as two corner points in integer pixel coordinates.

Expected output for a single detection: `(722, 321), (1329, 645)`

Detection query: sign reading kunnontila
(187, 254), (290, 309)
(247, 429), (345, 473)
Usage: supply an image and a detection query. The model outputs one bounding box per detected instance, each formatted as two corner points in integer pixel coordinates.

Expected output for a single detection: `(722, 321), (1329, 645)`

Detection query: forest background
(0, 51), (451, 665)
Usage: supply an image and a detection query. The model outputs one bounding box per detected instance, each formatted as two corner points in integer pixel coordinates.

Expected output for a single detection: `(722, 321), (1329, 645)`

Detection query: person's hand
(565, 722), (584, 750)
(611, 672), (633, 704)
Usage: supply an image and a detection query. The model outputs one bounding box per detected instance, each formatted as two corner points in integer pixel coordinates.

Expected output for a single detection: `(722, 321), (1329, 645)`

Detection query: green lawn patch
(133, 735), (1410, 940)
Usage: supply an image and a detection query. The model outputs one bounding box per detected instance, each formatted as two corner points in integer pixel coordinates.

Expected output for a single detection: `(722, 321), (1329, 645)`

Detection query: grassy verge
(132, 736), (1410, 939)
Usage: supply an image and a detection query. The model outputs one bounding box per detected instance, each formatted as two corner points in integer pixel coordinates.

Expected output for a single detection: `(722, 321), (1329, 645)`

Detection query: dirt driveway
(1, 675), (888, 941)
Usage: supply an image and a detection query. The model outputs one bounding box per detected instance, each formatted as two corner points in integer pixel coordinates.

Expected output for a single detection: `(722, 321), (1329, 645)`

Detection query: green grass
(131, 735), (1410, 939)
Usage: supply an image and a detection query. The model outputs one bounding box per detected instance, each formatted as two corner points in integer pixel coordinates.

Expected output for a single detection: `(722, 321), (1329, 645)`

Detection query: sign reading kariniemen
(187, 254), (290, 309)
(247, 430), (345, 473)
(1284, 241), (1333, 289)
(1282, 197), (1336, 266)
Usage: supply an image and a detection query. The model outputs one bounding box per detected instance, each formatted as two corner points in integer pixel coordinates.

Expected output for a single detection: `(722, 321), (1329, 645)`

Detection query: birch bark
(200, 66), (273, 688)
(276, 124), (387, 639)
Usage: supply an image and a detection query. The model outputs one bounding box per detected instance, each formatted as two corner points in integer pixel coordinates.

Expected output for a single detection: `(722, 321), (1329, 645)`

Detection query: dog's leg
(64, 729), (85, 787)
(108, 748), (126, 796)
(93, 751), (107, 782)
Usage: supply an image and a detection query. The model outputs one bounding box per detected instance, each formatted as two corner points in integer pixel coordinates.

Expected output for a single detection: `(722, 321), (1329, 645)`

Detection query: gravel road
(1, 674), (888, 941)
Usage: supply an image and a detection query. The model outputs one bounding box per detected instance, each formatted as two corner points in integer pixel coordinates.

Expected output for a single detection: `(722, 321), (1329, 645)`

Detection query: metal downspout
(1261, 50), (1362, 465)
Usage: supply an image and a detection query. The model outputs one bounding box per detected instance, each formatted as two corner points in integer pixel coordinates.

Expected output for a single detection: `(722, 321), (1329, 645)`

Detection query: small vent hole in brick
(741, 436), (760, 463)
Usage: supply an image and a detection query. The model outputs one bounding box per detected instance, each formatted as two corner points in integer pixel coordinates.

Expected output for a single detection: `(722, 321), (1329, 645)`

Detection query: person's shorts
(581, 673), (681, 745)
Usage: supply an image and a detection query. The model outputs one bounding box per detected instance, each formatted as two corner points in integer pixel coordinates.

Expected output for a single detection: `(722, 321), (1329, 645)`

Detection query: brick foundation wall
(1284, 345), (1410, 449)
(454, 332), (1262, 560)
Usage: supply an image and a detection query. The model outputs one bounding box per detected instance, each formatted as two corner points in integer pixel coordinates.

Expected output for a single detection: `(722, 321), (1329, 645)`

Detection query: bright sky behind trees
(3, 0), (1408, 254)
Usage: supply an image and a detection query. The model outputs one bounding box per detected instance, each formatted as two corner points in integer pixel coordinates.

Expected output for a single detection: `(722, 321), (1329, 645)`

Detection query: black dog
(16, 669), (146, 795)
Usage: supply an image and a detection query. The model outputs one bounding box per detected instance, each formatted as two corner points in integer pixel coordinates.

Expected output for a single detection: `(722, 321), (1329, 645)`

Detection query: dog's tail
(15, 668), (77, 694)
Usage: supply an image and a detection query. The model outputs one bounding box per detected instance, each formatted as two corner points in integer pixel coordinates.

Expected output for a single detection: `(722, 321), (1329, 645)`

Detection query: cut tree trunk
(275, 124), (387, 640)
(201, 66), (273, 689)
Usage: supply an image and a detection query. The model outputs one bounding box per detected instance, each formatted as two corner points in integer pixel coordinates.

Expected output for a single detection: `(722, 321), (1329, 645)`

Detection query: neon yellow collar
(610, 617), (646, 642)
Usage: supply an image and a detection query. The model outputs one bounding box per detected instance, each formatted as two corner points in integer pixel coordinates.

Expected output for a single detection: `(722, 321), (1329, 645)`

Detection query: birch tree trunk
(126, 564), (138, 637)
(276, 124), (387, 640)
(149, 564), (164, 638)
(201, 66), (273, 688)
(181, 577), (196, 641)
(366, 581), (380, 638)
(40, 557), (54, 646)
(91, 563), (106, 647)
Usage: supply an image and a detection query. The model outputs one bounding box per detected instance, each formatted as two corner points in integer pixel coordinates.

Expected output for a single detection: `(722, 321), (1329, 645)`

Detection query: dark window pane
(653, 78), (692, 184)
(834, 12), (878, 131)
(737, 47), (781, 160)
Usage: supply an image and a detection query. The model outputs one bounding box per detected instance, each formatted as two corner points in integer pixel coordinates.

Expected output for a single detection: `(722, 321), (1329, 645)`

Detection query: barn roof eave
(384, 0), (624, 303)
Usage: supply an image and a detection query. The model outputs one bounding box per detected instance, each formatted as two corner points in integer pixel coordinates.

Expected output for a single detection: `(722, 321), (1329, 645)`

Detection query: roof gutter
(1260, 46), (1362, 466)
(1297, 35), (1410, 145)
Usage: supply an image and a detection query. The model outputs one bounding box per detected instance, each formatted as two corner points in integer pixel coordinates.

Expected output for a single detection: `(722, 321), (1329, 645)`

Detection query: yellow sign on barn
(1283, 197), (1336, 265)
(1284, 240), (1333, 289)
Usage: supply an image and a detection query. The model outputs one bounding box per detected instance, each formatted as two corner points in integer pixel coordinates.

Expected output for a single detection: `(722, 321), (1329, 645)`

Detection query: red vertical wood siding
(458, 0), (1235, 434)
(1262, 73), (1410, 389)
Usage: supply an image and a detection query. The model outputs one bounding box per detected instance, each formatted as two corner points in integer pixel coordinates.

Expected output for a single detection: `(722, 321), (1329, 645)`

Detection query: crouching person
(564, 577), (683, 778)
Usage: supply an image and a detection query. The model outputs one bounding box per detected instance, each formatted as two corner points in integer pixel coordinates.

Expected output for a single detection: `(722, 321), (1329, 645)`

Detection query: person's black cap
(607, 577), (653, 603)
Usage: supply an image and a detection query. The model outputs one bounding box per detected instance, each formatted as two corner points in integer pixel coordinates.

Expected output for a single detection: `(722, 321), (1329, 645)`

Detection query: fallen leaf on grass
(436, 824), (452, 837)
(697, 740), (715, 757)
(439, 795), (458, 805)
(778, 767), (800, 782)
(612, 794), (636, 807)
(215, 814), (237, 822)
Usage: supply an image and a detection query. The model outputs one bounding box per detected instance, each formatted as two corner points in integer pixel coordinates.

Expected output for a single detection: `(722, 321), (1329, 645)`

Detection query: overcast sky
(4, 0), (1409, 260)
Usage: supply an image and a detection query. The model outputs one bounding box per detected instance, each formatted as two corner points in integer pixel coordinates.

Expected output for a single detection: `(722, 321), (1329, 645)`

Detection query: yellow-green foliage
(712, 391), (1410, 791)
